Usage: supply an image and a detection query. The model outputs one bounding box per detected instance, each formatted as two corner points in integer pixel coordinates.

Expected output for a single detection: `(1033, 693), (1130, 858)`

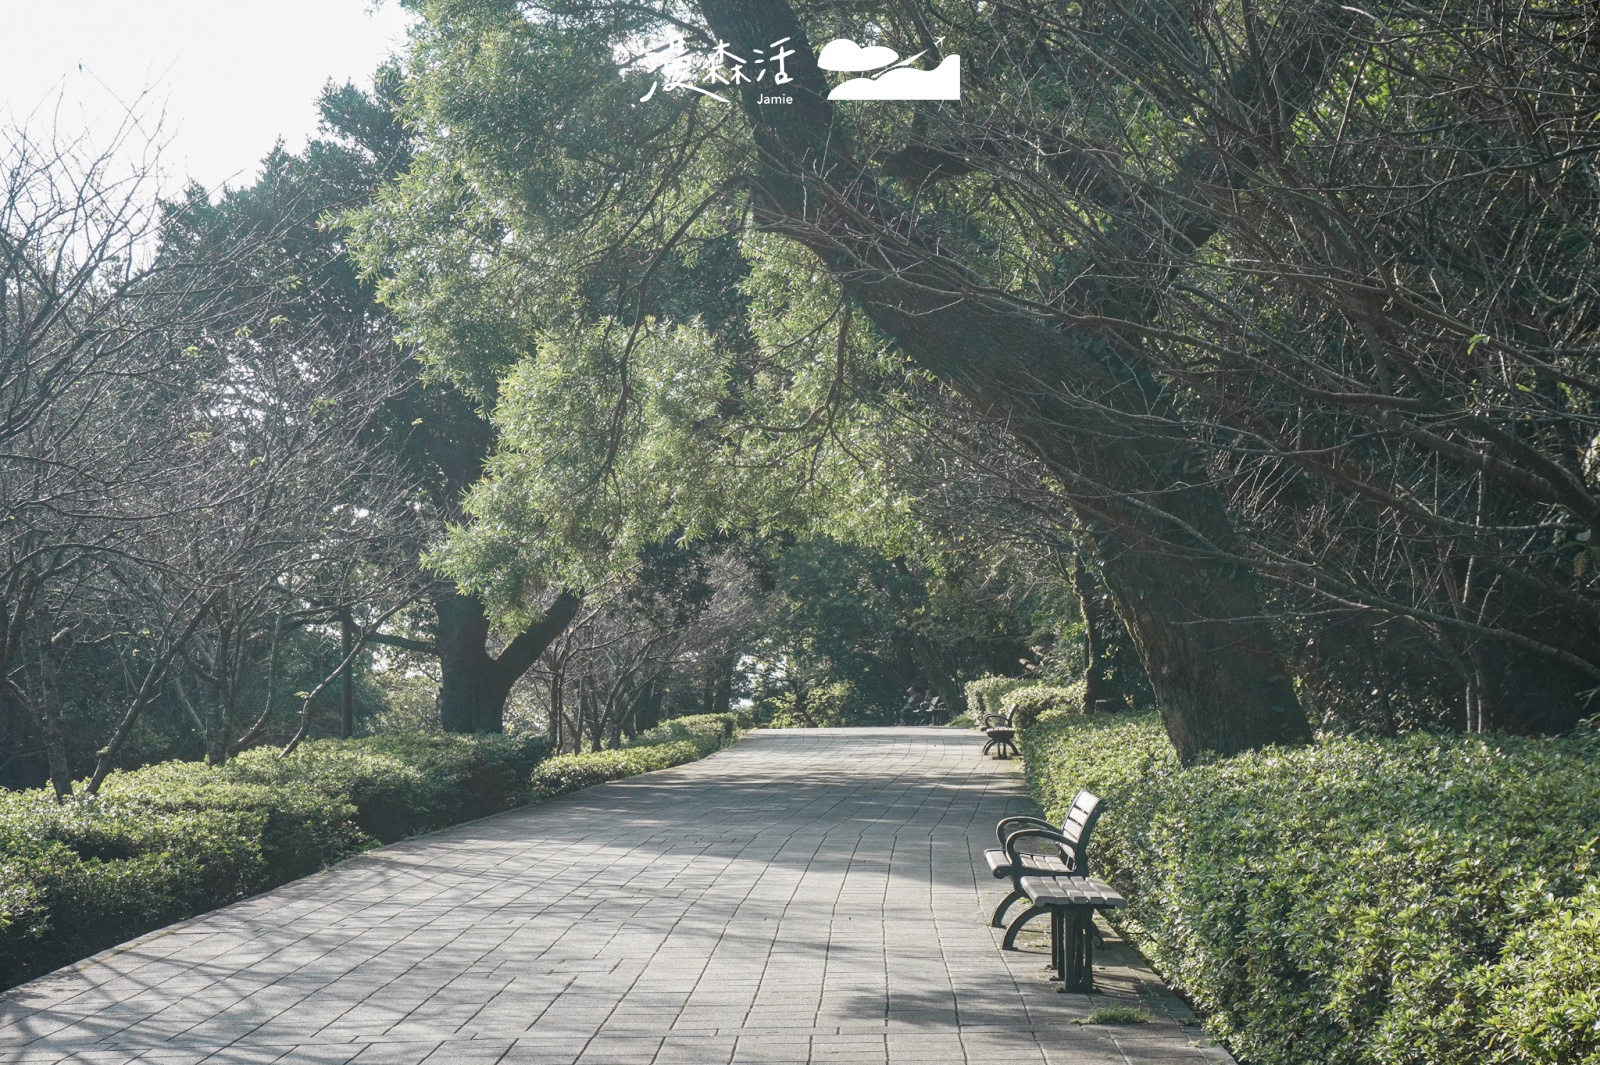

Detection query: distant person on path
(900, 686), (922, 726)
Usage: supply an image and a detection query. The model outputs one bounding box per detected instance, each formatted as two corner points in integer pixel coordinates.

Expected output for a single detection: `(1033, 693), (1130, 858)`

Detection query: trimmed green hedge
(529, 712), (742, 799)
(1002, 682), (1086, 730)
(224, 733), (551, 843)
(1021, 711), (1600, 1065)
(0, 733), (549, 990)
(964, 674), (1030, 717)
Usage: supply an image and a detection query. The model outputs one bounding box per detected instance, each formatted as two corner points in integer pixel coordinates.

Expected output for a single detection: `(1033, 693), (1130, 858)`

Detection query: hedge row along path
(0, 729), (1230, 1064)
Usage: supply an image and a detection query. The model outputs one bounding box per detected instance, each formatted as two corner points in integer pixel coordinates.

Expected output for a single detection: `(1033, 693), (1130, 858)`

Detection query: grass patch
(1079, 1006), (1152, 1025)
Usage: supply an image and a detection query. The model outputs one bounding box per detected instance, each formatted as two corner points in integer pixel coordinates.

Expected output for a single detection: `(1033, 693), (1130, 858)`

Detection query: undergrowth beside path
(1021, 711), (1600, 1065)
(0, 733), (549, 990)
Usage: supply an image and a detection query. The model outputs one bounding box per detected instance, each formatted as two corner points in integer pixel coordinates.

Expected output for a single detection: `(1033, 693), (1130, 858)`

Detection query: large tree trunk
(436, 589), (580, 733)
(1073, 556), (1111, 711)
(696, 0), (1312, 762)
(1092, 534), (1303, 755)
(706, 647), (737, 718)
(435, 591), (498, 733)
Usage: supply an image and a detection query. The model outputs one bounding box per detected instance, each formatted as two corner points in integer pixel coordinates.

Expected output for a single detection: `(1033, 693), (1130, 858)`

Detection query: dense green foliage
(223, 734), (552, 843)
(1022, 713), (1600, 1064)
(0, 734), (549, 989)
(999, 683), (1086, 731)
(963, 675), (1029, 718)
(529, 712), (742, 798)
(737, 538), (1038, 727)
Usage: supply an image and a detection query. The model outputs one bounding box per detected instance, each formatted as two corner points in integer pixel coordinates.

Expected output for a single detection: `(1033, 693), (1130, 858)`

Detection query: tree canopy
(341, 0), (1600, 760)
(4, 0), (1596, 782)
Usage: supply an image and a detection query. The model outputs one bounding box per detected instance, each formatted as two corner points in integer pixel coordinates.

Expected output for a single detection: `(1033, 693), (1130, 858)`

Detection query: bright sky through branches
(0, 0), (411, 194)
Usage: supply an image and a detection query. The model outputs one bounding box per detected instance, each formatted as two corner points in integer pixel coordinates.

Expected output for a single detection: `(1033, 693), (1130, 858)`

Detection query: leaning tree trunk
(435, 589), (580, 733)
(696, 0), (1313, 762)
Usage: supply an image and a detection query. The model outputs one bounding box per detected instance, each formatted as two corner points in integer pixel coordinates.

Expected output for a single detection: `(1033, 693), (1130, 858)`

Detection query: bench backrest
(1059, 789), (1104, 876)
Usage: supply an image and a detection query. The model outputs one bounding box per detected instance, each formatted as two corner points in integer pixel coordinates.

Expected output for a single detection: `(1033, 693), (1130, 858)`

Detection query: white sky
(0, 1), (413, 196)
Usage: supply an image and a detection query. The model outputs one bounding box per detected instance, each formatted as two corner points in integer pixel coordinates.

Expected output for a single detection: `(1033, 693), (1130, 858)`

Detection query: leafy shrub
(529, 741), (703, 796)
(529, 712), (741, 799)
(97, 760), (368, 876)
(758, 680), (860, 728)
(225, 733), (551, 842)
(631, 711), (745, 745)
(1004, 682), (1086, 730)
(1021, 712), (1600, 1065)
(965, 674), (1029, 717)
(0, 782), (350, 989)
(1480, 884), (1600, 1065)
(0, 733), (552, 991)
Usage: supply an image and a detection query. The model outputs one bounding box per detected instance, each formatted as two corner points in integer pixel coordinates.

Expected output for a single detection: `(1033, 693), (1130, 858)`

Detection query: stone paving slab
(0, 728), (1233, 1064)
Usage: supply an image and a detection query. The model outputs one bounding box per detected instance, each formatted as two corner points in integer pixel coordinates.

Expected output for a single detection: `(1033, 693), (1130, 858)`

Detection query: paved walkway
(0, 729), (1231, 1064)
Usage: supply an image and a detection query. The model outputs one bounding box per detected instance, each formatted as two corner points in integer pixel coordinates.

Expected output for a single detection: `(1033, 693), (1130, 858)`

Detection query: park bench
(910, 695), (946, 725)
(1017, 874), (1127, 992)
(984, 789), (1104, 945)
(979, 709), (1018, 758)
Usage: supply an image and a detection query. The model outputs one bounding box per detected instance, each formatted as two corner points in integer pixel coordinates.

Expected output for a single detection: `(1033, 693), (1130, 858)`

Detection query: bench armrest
(996, 815), (1054, 846)
(1003, 827), (1080, 871)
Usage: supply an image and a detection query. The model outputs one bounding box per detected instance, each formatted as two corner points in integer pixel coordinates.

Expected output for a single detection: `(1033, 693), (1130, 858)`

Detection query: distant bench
(909, 695), (946, 725)
(979, 709), (1018, 759)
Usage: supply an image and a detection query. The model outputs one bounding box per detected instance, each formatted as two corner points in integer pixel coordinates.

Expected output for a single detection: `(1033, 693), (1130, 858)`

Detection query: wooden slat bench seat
(984, 788), (1104, 944)
(1017, 874), (1128, 992)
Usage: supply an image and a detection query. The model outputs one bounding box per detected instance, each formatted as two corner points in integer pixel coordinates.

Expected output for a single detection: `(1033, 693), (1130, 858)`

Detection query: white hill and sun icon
(817, 38), (961, 100)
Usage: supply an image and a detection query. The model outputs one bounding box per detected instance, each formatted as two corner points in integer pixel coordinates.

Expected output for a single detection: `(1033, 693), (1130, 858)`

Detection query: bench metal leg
(1050, 906), (1064, 978)
(1049, 906), (1096, 993)
(981, 735), (1018, 759)
(990, 889), (1024, 927)
(1001, 902), (1049, 949)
